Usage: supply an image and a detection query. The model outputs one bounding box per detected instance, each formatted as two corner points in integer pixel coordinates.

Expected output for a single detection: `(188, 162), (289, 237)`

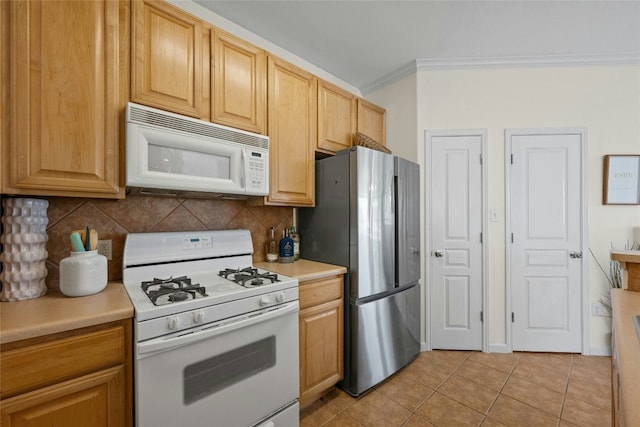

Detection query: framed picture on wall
(603, 155), (640, 205)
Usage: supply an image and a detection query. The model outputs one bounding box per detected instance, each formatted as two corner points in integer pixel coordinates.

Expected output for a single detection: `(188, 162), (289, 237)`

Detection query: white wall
(372, 64), (640, 353)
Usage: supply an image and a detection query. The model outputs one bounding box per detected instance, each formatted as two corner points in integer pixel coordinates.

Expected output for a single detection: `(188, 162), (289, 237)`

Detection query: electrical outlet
(97, 240), (112, 260)
(591, 302), (608, 317)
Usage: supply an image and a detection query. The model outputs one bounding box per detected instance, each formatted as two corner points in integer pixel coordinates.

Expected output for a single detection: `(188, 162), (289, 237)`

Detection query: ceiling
(193, 0), (640, 94)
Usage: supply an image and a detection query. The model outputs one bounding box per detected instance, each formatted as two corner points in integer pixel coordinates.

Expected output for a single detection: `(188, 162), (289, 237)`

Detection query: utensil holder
(59, 251), (108, 297)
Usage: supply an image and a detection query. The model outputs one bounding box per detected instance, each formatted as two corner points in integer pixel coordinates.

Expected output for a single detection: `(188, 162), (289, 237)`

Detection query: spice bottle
(265, 227), (278, 262)
(290, 226), (300, 261)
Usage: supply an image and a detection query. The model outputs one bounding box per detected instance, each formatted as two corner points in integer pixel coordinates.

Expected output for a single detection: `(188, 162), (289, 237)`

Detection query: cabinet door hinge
(511, 233), (514, 243)
(480, 311), (484, 322)
(510, 154), (514, 164)
(480, 232), (483, 244)
(511, 312), (515, 323)
(480, 153), (483, 165)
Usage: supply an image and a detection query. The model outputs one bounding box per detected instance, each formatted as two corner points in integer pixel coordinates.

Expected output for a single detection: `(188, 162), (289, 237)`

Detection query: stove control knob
(259, 295), (271, 306)
(193, 311), (205, 324)
(276, 292), (285, 303)
(167, 316), (181, 330)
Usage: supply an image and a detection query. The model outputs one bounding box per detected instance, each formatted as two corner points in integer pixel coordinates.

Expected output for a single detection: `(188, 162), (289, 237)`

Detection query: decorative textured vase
(0, 198), (49, 301)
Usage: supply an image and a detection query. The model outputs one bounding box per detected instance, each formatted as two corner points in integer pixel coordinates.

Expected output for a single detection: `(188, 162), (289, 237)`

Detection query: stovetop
(122, 230), (299, 325)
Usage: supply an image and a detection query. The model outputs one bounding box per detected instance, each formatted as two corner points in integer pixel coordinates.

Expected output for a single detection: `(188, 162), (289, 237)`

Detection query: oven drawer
(1, 324), (125, 398)
(299, 276), (343, 309)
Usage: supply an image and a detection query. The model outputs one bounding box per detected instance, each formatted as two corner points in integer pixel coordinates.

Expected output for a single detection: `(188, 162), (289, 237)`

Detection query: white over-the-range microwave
(125, 102), (269, 199)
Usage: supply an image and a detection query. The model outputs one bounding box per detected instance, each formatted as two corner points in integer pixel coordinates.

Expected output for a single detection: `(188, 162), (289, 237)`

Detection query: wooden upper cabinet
(4, 0), (128, 198)
(132, 0), (203, 118)
(317, 80), (356, 155)
(266, 56), (316, 207)
(357, 98), (386, 147)
(212, 30), (267, 134)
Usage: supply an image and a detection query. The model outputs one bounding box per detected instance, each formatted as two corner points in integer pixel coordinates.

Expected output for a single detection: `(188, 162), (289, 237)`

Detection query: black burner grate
(218, 267), (280, 288)
(141, 276), (208, 305)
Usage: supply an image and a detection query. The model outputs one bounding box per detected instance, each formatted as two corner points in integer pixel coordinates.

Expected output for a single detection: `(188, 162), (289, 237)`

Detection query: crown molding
(363, 53), (640, 94)
(416, 53), (640, 71)
(360, 62), (417, 96)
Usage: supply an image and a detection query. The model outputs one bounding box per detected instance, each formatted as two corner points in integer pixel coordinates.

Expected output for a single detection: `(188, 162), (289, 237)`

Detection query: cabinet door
(299, 298), (344, 406)
(266, 56), (316, 206)
(357, 98), (386, 147)
(317, 80), (356, 155)
(132, 0), (203, 117)
(1, 366), (125, 427)
(5, 0), (127, 198)
(212, 30), (266, 134)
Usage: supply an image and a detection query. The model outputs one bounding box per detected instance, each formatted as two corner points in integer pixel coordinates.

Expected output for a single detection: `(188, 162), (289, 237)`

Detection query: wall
(370, 64), (640, 354)
(37, 196), (292, 288)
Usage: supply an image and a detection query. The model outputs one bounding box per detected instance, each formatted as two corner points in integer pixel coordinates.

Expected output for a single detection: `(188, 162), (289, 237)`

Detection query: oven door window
(184, 336), (275, 405)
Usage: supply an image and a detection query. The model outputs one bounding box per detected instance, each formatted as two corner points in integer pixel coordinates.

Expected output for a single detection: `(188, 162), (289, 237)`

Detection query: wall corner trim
(416, 53), (640, 71)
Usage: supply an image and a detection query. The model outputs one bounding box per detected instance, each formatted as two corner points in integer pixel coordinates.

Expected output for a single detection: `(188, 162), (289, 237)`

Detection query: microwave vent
(128, 104), (268, 150)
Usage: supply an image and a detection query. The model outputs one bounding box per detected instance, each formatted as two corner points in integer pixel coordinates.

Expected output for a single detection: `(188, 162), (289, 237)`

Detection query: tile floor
(300, 351), (612, 427)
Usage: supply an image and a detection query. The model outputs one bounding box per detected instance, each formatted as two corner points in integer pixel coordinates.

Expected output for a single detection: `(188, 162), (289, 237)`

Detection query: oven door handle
(137, 301), (298, 357)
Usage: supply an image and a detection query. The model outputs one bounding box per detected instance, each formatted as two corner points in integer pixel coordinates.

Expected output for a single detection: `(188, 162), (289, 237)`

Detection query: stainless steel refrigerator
(299, 146), (420, 396)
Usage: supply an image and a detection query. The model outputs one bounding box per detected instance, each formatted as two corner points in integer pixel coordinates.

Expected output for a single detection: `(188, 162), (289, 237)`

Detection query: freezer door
(351, 147), (395, 299)
(395, 156), (421, 287)
(342, 283), (421, 396)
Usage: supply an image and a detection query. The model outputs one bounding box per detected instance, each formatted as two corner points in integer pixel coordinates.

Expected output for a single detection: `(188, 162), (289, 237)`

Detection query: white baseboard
(420, 342), (429, 352)
(487, 343), (510, 353)
(589, 346), (612, 356)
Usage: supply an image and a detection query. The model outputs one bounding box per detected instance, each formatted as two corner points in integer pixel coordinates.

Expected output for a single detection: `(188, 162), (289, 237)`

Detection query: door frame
(425, 129), (489, 352)
(504, 127), (589, 354)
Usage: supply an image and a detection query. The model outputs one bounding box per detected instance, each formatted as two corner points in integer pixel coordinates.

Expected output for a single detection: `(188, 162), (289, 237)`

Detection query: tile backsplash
(8, 195), (293, 289)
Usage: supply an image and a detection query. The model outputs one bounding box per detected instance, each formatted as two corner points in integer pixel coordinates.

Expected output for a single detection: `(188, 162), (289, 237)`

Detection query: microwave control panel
(246, 149), (268, 195)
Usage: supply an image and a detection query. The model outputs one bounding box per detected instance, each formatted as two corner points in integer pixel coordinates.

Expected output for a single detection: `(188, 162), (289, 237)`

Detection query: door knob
(569, 251), (583, 259)
(434, 250), (444, 258)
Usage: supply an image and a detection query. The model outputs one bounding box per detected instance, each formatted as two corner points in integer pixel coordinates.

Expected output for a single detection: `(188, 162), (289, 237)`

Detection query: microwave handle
(241, 149), (246, 188)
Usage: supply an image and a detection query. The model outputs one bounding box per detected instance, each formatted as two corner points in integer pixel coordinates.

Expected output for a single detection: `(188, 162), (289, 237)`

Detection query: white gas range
(122, 229), (299, 427)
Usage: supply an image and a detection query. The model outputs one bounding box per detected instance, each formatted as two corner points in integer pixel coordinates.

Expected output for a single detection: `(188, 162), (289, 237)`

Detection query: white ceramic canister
(59, 251), (108, 297)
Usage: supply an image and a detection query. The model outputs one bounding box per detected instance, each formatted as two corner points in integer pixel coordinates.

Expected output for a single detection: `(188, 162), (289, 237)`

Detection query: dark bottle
(279, 228), (294, 263)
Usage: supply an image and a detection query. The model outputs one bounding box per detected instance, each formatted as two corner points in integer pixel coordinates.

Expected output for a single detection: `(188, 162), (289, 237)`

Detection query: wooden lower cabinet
(1, 366), (125, 427)
(298, 275), (344, 407)
(0, 320), (132, 427)
(612, 328), (623, 427)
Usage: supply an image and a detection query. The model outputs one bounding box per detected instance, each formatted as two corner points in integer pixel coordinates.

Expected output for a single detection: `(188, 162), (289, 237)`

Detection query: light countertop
(255, 259), (347, 282)
(1, 282), (133, 345)
(611, 288), (640, 426)
(610, 250), (640, 263)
